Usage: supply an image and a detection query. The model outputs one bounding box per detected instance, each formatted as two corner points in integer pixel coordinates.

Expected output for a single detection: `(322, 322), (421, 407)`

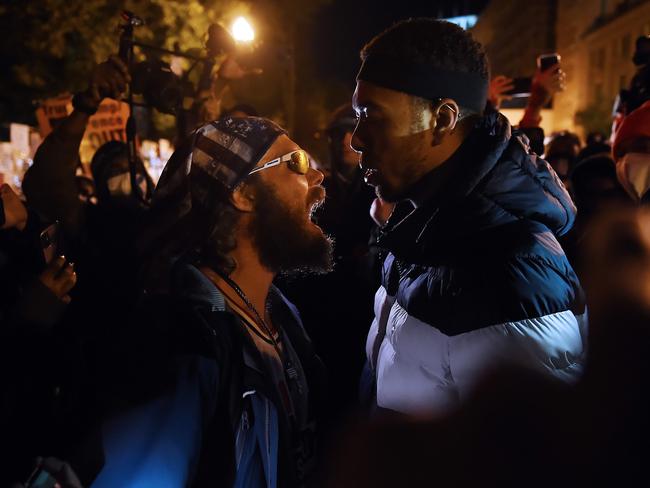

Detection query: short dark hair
(361, 18), (489, 116)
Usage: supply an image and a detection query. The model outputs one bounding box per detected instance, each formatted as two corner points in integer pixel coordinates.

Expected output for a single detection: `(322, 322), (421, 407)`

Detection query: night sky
(311, 0), (490, 84)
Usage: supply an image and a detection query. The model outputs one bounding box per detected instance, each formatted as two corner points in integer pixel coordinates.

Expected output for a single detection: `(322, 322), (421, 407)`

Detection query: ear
(430, 98), (460, 145)
(230, 183), (256, 213)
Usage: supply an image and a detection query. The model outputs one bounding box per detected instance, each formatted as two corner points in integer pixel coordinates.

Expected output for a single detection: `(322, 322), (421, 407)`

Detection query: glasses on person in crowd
(248, 149), (310, 176)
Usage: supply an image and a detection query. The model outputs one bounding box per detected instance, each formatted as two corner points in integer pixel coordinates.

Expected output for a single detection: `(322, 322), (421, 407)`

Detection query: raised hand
(1, 184), (28, 231)
(488, 75), (514, 109)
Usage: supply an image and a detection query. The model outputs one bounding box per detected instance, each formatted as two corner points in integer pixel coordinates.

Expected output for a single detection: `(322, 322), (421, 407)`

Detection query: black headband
(357, 56), (489, 113)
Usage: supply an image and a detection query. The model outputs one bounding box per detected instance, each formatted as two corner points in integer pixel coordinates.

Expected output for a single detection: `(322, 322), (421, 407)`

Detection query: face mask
(106, 172), (148, 199)
(617, 152), (650, 202)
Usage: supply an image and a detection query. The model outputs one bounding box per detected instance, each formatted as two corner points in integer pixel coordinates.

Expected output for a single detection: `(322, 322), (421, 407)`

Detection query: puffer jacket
(366, 110), (587, 416)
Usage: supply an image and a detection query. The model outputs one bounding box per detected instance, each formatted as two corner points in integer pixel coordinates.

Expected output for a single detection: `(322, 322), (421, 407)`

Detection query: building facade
(472, 0), (650, 138)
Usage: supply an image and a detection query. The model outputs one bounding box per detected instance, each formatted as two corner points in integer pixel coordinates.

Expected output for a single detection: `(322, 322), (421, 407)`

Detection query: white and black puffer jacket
(367, 110), (587, 416)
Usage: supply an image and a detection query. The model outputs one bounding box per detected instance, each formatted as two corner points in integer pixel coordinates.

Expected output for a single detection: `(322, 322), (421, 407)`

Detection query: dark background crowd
(3, 0), (650, 486)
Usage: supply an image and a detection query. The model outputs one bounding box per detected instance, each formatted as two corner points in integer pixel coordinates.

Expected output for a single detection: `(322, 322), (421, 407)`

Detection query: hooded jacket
(366, 110), (587, 415)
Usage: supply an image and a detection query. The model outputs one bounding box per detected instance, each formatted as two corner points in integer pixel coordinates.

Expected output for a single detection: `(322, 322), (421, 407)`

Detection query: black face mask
(94, 168), (152, 213)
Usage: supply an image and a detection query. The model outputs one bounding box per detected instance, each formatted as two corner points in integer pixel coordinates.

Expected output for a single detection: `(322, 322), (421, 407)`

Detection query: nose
(307, 166), (324, 187)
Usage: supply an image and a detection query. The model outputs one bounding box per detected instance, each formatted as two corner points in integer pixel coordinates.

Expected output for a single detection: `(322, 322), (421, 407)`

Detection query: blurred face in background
(546, 134), (581, 182)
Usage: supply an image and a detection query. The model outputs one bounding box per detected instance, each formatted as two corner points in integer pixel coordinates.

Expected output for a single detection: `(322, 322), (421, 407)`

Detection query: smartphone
(40, 221), (62, 265)
(504, 77), (532, 97)
(538, 53), (561, 72)
(25, 467), (58, 488)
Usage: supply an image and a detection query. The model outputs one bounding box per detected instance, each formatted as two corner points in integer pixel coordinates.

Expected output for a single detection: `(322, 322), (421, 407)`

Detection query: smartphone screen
(504, 77), (532, 97)
(40, 221), (61, 265)
(25, 467), (58, 488)
(538, 53), (561, 72)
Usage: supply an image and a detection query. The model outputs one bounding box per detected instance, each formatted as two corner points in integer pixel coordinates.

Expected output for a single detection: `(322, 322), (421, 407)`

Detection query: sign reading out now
(36, 95), (130, 163)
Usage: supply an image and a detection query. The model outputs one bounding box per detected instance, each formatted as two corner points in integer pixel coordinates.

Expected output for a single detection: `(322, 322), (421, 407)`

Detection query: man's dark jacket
(366, 109), (587, 415)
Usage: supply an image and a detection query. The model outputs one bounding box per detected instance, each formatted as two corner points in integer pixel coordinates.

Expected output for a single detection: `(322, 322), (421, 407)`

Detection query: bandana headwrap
(138, 116), (287, 289)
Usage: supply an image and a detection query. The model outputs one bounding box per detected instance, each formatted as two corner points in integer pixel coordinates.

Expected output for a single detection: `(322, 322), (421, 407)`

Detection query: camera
(118, 12), (236, 115)
(130, 60), (183, 115)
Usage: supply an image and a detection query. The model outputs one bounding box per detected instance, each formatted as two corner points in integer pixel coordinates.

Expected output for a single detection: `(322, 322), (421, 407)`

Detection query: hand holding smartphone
(25, 467), (58, 488)
(533, 53), (566, 101)
(24, 457), (83, 488)
(38, 224), (76, 304)
(537, 53), (561, 72)
(40, 222), (62, 265)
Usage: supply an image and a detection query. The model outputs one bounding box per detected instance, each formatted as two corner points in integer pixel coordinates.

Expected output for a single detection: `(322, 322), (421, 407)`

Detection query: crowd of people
(2, 16), (650, 488)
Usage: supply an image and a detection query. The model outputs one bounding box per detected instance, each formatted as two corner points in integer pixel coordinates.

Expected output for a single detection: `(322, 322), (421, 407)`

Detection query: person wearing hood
(20, 58), (156, 482)
(351, 18), (587, 416)
(21, 56), (153, 311)
(22, 56), (153, 242)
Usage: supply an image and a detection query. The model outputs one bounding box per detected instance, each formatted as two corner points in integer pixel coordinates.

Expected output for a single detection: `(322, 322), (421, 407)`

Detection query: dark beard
(249, 181), (334, 276)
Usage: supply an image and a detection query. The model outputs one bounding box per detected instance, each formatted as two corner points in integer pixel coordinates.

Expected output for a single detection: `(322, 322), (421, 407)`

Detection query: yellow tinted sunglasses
(248, 149), (310, 176)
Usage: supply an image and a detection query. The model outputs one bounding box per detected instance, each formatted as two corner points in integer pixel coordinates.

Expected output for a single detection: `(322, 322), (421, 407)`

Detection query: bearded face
(248, 178), (334, 276)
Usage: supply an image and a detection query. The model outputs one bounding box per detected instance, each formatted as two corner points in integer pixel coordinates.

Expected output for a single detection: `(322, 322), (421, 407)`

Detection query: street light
(232, 17), (254, 42)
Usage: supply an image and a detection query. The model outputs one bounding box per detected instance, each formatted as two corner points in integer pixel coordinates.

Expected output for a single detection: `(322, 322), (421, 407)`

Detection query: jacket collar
(378, 110), (510, 261)
(404, 110), (511, 208)
(378, 109), (575, 264)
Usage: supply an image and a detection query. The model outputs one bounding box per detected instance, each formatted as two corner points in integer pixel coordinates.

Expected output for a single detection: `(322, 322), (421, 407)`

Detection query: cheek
(355, 120), (388, 149)
(280, 177), (309, 208)
(384, 133), (428, 172)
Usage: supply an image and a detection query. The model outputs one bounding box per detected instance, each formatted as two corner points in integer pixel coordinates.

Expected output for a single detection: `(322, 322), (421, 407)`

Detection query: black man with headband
(352, 19), (587, 416)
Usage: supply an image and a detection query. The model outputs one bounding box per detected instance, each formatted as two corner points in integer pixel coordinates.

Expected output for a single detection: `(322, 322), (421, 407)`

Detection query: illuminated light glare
(444, 15), (478, 30)
(232, 17), (255, 42)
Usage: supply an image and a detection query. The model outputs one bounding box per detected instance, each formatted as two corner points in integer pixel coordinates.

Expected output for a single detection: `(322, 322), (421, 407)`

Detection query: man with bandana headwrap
(352, 19), (587, 417)
(91, 117), (331, 488)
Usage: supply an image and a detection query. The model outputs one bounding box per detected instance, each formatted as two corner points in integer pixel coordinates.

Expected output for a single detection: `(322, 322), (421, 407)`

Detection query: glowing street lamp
(232, 17), (254, 42)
